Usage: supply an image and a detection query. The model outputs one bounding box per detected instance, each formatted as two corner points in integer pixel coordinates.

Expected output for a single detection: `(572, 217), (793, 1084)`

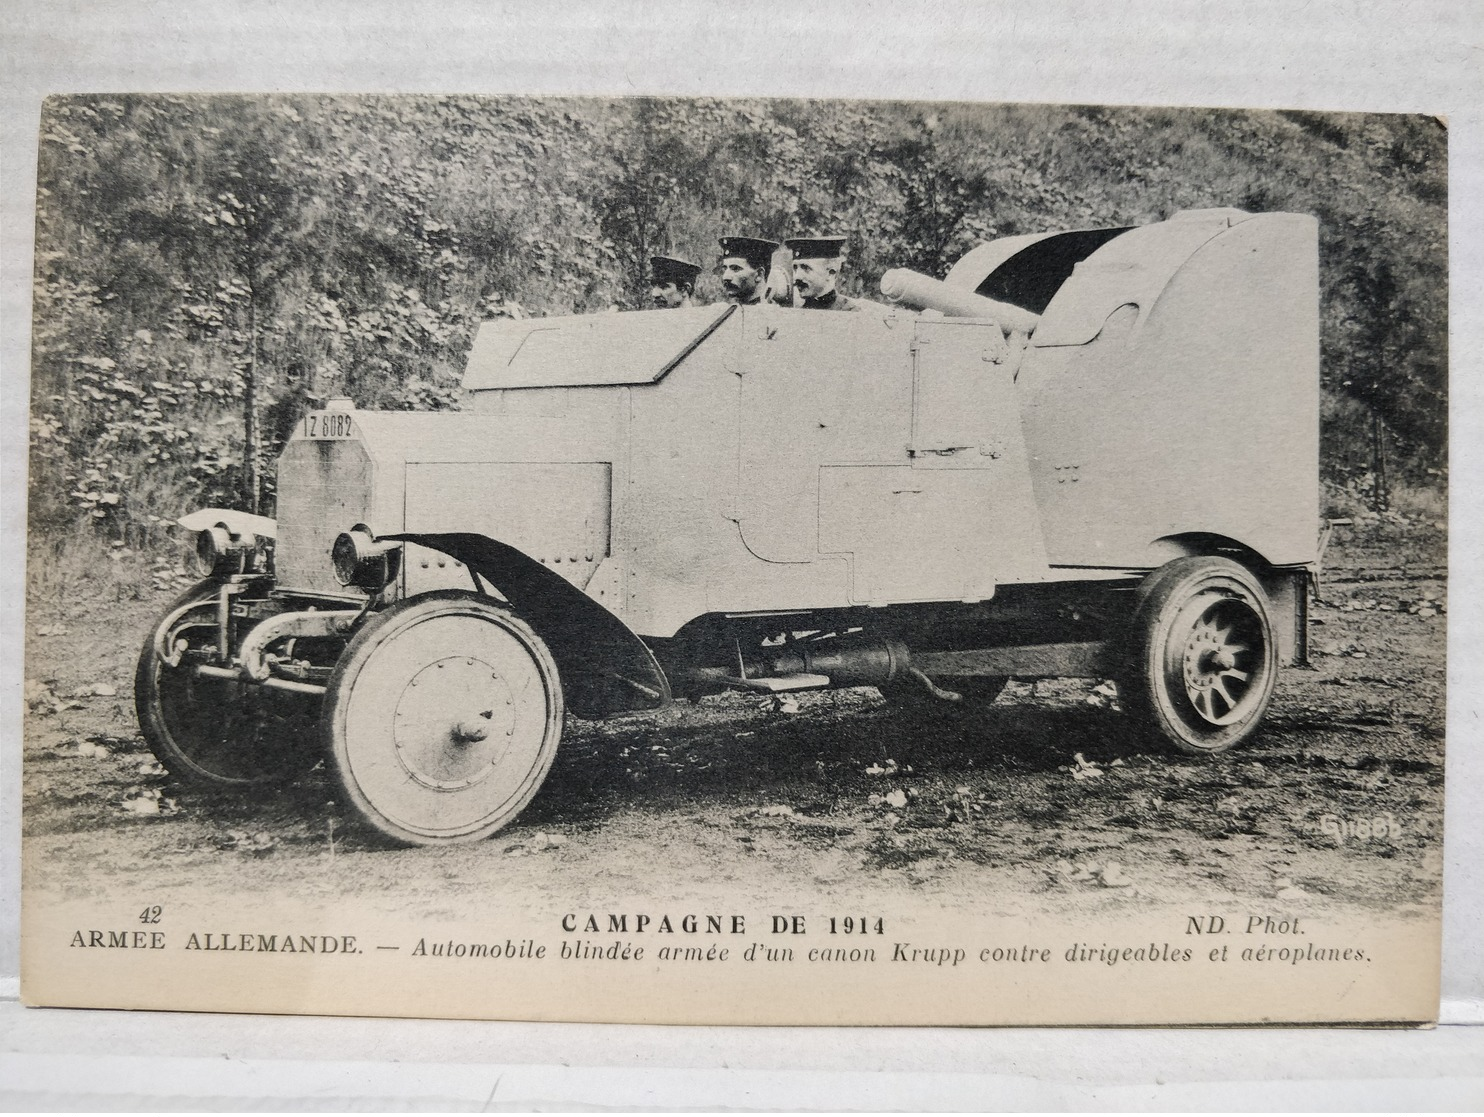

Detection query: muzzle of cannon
(879, 268), (1040, 334)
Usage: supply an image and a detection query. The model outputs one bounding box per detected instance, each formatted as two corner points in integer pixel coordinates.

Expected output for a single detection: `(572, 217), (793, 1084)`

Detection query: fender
(385, 532), (671, 719)
(178, 507), (278, 539)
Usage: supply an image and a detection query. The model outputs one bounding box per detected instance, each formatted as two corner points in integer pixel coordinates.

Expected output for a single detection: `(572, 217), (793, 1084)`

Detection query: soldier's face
(650, 281), (686, 309)
(793, 258), (838, 301)
(720, 258), (764, 302)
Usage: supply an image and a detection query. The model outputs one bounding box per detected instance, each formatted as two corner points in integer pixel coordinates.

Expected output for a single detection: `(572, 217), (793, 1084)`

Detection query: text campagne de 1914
(67, 911), (1373, 969)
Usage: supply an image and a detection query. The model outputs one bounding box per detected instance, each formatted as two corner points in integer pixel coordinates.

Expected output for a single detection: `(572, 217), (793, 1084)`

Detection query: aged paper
(19, 95), (1445, 1025)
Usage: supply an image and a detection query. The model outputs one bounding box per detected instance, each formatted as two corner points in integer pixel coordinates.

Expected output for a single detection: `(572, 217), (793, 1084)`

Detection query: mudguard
(178, 507), (278, 539)
(386, 532), (671, 719)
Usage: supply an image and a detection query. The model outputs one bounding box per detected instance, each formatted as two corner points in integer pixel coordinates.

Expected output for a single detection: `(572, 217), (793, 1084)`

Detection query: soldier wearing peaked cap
(785, 235), (890, 312)
(648, 256), (702, 309)
(717, 236), (777, 306)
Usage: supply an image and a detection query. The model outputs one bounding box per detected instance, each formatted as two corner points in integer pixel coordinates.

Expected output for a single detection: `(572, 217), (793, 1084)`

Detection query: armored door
(734, 309), (1046, 606)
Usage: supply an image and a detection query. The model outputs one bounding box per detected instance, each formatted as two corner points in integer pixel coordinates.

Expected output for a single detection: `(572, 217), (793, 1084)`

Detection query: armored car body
(138, 208), (1320, 844)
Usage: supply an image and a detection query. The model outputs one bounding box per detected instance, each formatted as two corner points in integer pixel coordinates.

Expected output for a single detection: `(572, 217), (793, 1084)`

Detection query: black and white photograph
(19, 92), (1447, 1026)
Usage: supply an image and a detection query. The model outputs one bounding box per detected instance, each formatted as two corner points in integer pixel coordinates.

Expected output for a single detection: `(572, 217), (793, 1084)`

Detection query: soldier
(716, 236), (777, 305)
(648, 256), (702, 309)
(784, 235), (890, 312)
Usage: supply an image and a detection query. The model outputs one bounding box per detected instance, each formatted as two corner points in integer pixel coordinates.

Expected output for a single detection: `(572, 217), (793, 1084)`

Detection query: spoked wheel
(135, 580), (317, 786)
(1120, 556), (1278, 755)
(322, 591), (563, 845)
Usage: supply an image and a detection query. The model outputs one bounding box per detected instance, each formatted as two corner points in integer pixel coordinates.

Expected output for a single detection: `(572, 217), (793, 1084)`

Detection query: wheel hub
(1177, 606), (1255, 726)
(393, 657), (516, 790)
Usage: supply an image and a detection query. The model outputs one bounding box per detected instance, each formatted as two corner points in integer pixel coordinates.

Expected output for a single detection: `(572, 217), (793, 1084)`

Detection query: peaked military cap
(649, 256), (702, 286)
(718, 236), (779, 270)
(784, 235), (848, 260)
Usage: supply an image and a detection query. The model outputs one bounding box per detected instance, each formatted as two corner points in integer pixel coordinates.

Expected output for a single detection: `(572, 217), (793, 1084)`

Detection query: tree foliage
(29, 95), (1446, 539)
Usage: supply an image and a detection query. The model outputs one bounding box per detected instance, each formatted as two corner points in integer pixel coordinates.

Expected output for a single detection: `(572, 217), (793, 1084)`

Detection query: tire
(880, 675), (1008, 720)
(322, 591), (564, 845)
(135, 580), (318, 786)
(1119, 556), (1278, 755)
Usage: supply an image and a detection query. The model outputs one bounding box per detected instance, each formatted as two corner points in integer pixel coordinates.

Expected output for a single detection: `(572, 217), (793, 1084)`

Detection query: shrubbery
(30, 96), (1446, 547)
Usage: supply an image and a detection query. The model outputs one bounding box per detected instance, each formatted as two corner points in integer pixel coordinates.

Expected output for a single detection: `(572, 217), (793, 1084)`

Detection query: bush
(30, 96), (1446, 549)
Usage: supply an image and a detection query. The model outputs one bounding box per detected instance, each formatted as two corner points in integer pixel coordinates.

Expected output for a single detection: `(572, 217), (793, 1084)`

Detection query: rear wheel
(135, 580), (316, 786)
(1119, 556), (1277, 755)
(322, 592), (563, 845)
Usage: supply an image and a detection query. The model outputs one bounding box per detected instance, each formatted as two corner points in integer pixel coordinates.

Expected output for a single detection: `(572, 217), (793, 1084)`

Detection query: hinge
(909, 445), (972, 458)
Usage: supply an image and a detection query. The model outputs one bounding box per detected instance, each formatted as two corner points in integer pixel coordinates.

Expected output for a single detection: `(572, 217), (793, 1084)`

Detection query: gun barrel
(879, 269), (1039, 333)
(763, 245), (795, 307)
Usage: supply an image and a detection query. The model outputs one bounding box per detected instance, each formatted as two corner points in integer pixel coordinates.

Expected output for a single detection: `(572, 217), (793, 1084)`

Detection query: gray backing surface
(2, 0), (1480, 1108)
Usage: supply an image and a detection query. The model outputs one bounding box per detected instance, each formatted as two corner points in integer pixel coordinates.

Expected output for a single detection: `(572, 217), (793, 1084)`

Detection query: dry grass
(27, 522), (201, 610)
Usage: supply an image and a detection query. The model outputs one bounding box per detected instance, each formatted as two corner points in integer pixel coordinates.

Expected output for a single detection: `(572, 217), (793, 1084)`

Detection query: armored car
(138, 208), (1320, 844)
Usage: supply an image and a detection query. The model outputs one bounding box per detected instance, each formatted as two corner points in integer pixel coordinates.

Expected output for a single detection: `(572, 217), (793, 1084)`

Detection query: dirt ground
(21, 519), (1447, 922)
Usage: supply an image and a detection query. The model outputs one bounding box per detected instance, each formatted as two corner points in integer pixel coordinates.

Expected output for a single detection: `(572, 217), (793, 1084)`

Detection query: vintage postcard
(20, 95), (1445, 1025)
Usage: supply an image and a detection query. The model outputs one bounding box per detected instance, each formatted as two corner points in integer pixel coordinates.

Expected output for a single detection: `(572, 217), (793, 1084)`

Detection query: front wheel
(1119, 556), (1278, 755)
(322, 592), (564, 845)
(135, 580), (317, 786)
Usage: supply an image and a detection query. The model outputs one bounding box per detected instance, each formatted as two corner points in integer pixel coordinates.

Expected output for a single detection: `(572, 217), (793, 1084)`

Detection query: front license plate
(304, 411), (357, 439)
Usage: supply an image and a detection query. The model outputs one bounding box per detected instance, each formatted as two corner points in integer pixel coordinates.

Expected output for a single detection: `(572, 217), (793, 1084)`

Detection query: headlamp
(331, 526), (401, 592)
(196, 522), (253, 575)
